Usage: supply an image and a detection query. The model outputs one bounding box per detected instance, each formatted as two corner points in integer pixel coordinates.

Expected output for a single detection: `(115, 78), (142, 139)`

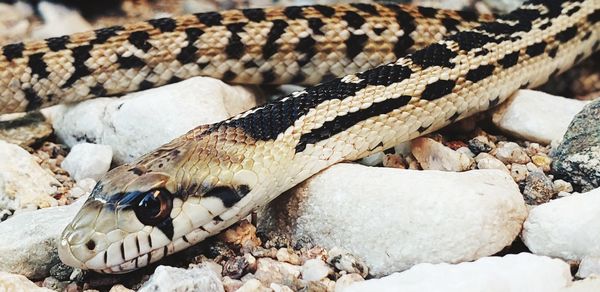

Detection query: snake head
(58, 132), (261, 273)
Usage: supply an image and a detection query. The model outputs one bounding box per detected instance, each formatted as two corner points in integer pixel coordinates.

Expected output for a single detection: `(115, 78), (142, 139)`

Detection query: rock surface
(523, 187), (600, 261)
(0, 140), (60, 210)
(0, 192), (89, 279)
(345, 253), (571, 292)
(61, 143), (113, 182)
(577, 256), (600, 278)
(31, 1), (92, 39)
(551, 99), (600, 192)
(260, 164), (527, 276)
(492, 90), (588, 144)
(138, 265), (224, 292)
(47, 77), (259, 164)
(0, 271), (52, 291)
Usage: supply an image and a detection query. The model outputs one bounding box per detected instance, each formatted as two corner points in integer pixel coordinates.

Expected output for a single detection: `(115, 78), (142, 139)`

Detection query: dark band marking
(117, 55), (146, 69)
(2, 42), (24, 61)
(90, 84), (107, 97)
(24, 88), (43, 111)
(588, 9), (600, 23)
(573, 52), (584, 64)
(351, 3), (379, 15)
(205, 186), (245, 208)
(421, 80), (456, 101)
(466, 64), (495, 82)
(417, 124), (431, 133)
(28, 53), (49, 79)
(196, 11), (223, 26)
(417, 6), (437, 18)
(296, 36), (317, 66)
(225, 23), (246, 59)
(176, 28), (204, 64)
(46, 35), (70, 51)
(284, 6), (304, 19)
(441, 18), (460, 32)
(120, 243), (125, 261)
(62, 45), (92, 88)
(342, 11), (366, 29)
(449, 31), (501, 51)
(222, 70), (236, 82)
(547, 46), (558, 58)
(139, 80), (154, 90)
(456, 10), (479, 22)
(555, 25), (578, 43)
(295, 95), (412, 153)
(307, 18), (325, 35)
(385, 4), (416, 57)
(263, 20), (288, 59)
(91, 25), (124, 45)
(313, 5), (335, 17)
(410, 43), (457, 68)
(581, 31), (591, 41)
(128, 31), (152, 52)
(356, 64), (413, 86)
(565, 6), (580, 16)
(489, 96), (500, 107)
(525, 41), (547, 57)
(157, 217), (174, 240)
(148, 18), (177, 32)
(262, 69), (276, 83)
(345, 33), (368, 59)
(243, 8), (266, 22)
(373, 27), (386, 35)
(449, 111), (461, 122)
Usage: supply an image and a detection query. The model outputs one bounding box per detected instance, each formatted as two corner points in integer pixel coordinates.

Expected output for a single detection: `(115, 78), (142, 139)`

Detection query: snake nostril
(86, 240), (96, 250)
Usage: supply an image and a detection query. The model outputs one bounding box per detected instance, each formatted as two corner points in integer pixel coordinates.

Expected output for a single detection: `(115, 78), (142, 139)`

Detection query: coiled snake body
(1, 0), (596, 273)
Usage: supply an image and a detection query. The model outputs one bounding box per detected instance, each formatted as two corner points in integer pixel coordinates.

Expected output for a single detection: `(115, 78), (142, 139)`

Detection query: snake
(1, 0), (595, 274)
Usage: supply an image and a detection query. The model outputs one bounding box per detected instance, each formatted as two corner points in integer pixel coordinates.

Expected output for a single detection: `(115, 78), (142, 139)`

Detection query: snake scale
(1, 0), (597, 274)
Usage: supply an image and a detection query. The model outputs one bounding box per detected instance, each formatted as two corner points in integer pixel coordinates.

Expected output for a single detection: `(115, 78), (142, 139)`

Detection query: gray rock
(523, 171), (555, 205)
(0, 193), (89, 279)
(551, 99), (600, 192)
(138, 265), (224, 292)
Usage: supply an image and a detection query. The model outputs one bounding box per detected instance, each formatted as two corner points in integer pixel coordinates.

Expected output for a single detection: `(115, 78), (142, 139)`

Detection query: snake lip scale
(1, 0), (596, 273)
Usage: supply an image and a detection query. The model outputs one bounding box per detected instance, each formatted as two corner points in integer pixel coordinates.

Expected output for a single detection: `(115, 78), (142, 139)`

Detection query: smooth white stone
(492, 90), (588, 144)
(47, 77), (259, 164)
(411, 137), (474, 171)
(523, 187), (600, 261)
(0, 272), (53, 291)
(32, 2), (92, 39)
(301, 259), (331, 281)
(577, 256), (600, 278)
(345, 253), (572, 292)
(61, 143), (113, 182)
(260, 164), (527, 276)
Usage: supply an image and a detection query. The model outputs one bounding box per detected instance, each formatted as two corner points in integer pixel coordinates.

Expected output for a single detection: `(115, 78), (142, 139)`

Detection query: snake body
(0, 3), (494, 114)
(15, 0), (595, 273)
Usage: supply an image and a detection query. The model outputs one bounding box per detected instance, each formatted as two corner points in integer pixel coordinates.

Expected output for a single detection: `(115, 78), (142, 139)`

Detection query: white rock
(492, 90), (588, 144)
(236, 279), (270, 292)
(0, 271), (53, 291)
(260, 164), (527, 276)
(61, 143), (112, 182)
(510, 163), (529, 182)
(523, 188), (600, 261)
(0, 193), (89, 279)
(345, 253), (572, 292)
(0, 140), (60, 209)
(334, 274), (364, 292)
(254, 258), (301, 287)
(576, 256), (600, 278)
(301, 259), (331, 281)
(270, 283), (294, 292)
(0, 3), (31, 40)
(47, 77), (259, 164)
(475, 153), (510, 173)
(32, 2), (92, 39)
(138, 265), (224, 292)
(411, 138), (474, 171)
(561, 277), (600, 292)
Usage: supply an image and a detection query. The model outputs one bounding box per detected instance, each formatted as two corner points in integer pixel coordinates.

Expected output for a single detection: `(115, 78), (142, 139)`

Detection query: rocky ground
(0, 0), (599, 291)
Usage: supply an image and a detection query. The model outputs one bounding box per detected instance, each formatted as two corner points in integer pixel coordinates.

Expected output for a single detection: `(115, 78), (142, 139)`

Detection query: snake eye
(133, 188), (173, 226)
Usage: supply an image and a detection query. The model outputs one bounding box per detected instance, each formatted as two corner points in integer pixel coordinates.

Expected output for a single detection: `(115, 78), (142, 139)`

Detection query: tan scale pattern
(0, 3), (494, 114)
(55, 0), (600, 274)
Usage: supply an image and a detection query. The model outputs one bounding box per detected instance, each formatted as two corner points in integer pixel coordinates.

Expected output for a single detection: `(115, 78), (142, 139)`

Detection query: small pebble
(510, 164), (529, 182)
(531, 155), (552, 173)
(553, 179), (573, 194)
(468, 136), (495, 155)
(334, 274), (364, 292)
(475, 153), (510, 174)
(276, 248), (301, 265)
(327, 247), (369, 277)
(494, 142), (531, 164)
(301, 259), (331, 281)
(523, 171), (555, 204)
